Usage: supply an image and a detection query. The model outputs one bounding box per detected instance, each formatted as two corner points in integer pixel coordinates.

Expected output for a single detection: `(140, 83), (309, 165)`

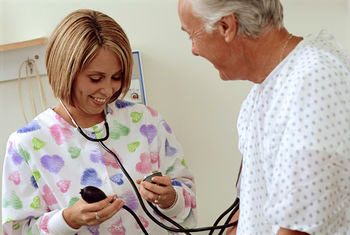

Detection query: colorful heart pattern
(32, 170), (41, 182)
(183, 188), (196, 209)
(81, 168), (102, 187)
(140, 125), (157, 144)
(108, 218), (125, 234)
(172, 180), (182, 187)
(127, 141), (140, 152)
(120, 190), (138, 212)
(19, 148), (30, 163)
(40, 155), (64, 174)
(87, 225), (100, 235)
(8, 171), (20, 185)
(110, 173), (124, 185)
(39, 216), (49, 233)
(166, 166), (174, 174)
(165, 139), (177, 156)
(161, 120), (172, 133)
(17, 120), (41, 133)
(150, 152), (159, 165)
(135, 216), (149, 230)
(130, 112), (143, 123)
(30, 175), (38, 188)
(69, 197), (79, 207)
(103, 149), (122, 169)
(32, 137), (46, 151)
(146, 106), (158, 117)
(115, 100), (135, 109)
(3, 191), (23, 210)
(8, 142), (23, 165)
(90, 149), (104, 164)
(50, 124), (72, 145)
(68, 147), (81, 159)
(30, 196), (41, 209)
(181, 158), (188, 168)
(110, 121), (130, 140)
(57, 180), (71, 193)
(136, 153), (153, 174)
(42, 185), (57, 206)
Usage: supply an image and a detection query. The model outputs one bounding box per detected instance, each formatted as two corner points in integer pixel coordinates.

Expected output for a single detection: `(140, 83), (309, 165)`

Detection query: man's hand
(226, 209), (239, 235)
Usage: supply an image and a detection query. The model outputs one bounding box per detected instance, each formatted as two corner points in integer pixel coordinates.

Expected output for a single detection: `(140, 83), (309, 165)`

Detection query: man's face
(178, 0), (231, 79)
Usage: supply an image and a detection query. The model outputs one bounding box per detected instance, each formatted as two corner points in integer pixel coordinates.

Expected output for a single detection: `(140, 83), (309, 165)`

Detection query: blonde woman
(2, 9), (197, 234)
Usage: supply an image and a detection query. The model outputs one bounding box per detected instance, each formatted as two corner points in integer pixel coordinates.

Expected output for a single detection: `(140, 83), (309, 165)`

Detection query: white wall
(0, 0), (349, 233)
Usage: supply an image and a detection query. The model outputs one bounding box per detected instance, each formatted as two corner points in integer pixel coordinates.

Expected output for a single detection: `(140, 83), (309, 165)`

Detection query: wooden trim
(0, 37), (48, 52)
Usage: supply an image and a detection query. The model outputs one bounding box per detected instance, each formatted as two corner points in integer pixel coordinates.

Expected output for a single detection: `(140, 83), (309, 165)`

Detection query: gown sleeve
(153, 109), (197, 228)
(2, 133), (79, 235)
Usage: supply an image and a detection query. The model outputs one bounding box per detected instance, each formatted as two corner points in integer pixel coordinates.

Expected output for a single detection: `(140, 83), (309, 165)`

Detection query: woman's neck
(53, 101), (105, 128)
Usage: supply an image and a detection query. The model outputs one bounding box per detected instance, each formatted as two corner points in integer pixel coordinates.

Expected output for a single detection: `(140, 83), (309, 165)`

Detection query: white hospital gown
(237, 30), (350, 234)
(2, 100), (197, 234)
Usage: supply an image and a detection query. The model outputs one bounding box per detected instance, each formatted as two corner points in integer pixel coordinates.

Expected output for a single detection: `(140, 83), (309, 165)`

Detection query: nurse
(2, 9), (197, 234)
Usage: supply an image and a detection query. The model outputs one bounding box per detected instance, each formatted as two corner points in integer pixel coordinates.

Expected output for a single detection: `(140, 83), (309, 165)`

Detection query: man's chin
(219, 71), (230, 81)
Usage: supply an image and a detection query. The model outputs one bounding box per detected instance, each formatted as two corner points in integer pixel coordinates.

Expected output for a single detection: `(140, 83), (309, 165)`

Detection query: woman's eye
(89, 77), (101, 82)
(112, 76), (122, 81)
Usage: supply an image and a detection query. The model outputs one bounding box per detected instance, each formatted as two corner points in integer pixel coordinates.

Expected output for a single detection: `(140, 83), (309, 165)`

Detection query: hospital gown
(237, 30), (350, 234)
(2, 100), (197, 234)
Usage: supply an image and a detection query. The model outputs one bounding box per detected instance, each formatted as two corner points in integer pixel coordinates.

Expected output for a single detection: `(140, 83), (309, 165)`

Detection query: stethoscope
(59, 99), (239, 234)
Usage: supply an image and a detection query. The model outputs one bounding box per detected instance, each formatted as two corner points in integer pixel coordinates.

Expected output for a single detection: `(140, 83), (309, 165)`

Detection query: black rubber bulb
(80, 186), (107, 203)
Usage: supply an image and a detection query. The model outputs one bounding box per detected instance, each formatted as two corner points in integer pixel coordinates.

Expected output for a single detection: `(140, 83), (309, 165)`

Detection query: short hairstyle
(46, 9), (132, 105)
(190, 0), (284, 38)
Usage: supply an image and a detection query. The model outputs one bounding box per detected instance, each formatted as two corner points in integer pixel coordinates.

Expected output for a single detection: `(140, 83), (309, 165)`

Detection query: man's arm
(277, 228), (309, 235)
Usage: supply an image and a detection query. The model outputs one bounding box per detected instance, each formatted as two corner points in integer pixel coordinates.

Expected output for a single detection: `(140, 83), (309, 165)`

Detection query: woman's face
(71, 47), (122, 116)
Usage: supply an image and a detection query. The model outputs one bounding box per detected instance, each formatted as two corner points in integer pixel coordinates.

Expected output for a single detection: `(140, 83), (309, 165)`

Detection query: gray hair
(191, 0), (284, 38)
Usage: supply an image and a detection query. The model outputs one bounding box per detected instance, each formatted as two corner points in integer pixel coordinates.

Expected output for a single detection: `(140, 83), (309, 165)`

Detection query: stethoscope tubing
(59, 100), (239, 233)
(209, 198), (239, 235)
(74, 119), (239, 234)
(99, 139), (239, 234)
(99, 140), (191, 234)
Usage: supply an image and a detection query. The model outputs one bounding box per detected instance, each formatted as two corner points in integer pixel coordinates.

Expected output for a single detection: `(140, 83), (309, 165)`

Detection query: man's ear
(217, 14), (237, 43)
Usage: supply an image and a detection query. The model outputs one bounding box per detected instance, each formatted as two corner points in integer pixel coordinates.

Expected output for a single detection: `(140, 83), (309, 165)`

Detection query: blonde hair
(191, 0), (284, 38)
(46, 9), (132, 104)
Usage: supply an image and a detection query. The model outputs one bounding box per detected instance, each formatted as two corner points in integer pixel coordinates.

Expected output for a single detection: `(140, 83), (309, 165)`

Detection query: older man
(178, 0), (350, 234)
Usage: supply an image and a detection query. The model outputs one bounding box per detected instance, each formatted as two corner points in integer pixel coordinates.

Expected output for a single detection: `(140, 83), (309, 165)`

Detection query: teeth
(93, 97), (106, 102)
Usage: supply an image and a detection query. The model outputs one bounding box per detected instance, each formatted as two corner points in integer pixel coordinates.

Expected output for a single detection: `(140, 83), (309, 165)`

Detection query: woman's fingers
(139, 176), (177, 208)
(96, 198), (125, 221)
(139, 184), (159, 202)
(83, 195), (117, 212)
(85, 196), (125, 226)
(150, 175), (171, 186)
(64, 195), (125, 227)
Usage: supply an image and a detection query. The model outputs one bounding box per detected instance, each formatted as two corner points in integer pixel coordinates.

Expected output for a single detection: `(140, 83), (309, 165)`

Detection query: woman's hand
(137, 175), (176, 209)
(62, 195), (124, 229)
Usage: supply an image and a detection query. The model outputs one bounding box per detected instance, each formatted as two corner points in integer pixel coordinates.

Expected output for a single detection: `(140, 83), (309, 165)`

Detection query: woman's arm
(138, 109), (197, 227)
(2, 137), (59, 234)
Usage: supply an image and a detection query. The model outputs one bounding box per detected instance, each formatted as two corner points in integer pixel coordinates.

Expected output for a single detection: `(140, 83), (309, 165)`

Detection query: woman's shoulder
(8, 109), (56, 145)
(109, 99), (160, 119)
